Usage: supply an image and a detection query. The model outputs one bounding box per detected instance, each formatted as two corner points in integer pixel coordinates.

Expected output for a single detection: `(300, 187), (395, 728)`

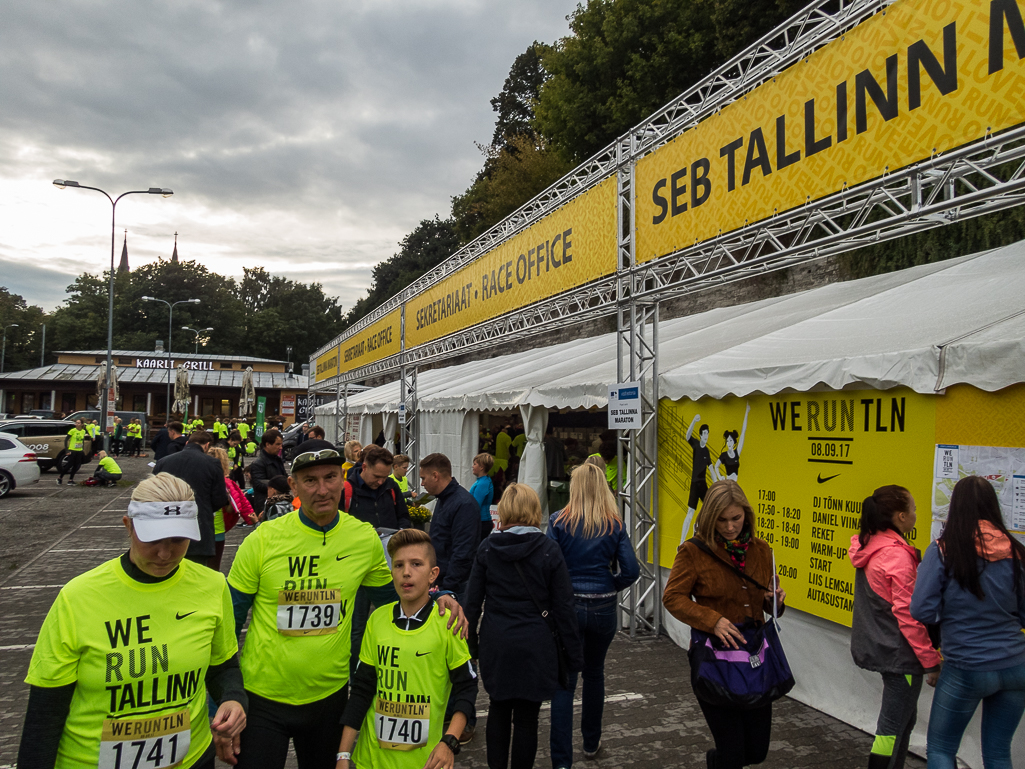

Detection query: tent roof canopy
(315, 240), (1025, 416)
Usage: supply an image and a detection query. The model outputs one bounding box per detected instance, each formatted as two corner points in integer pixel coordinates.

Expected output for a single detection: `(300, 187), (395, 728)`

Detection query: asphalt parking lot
(0, 457), (922, 768)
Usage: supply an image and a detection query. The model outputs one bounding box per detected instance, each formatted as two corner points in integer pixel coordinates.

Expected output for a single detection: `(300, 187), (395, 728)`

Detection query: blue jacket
(470, 475), (494, 522)
(546, 510), (640, 595)
(910, 541), (1025, 671)
(430, 477), (481, 595)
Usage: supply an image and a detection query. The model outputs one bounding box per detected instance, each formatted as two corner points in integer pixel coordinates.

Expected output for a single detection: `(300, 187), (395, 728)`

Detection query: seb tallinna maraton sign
(636, 0), (1025, 261)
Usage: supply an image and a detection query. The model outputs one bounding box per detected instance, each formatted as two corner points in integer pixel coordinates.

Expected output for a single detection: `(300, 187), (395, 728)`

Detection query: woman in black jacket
(466, 483), (583, 769)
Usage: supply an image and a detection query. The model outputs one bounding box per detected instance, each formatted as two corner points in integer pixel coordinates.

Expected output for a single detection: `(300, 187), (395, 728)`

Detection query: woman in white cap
(17, 473), (247, 769)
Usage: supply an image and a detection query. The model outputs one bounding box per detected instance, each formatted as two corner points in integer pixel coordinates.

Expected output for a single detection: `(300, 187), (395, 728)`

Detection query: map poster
(658, 388), (935, 626)
(931, 444), (1025, 539)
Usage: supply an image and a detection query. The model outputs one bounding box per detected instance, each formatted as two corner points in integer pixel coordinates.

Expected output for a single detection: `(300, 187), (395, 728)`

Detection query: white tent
(320, 240), (1025, 449)
(315, 240), (1025, 768)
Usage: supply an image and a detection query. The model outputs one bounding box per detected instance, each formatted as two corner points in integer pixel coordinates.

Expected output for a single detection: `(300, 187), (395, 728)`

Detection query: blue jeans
(549, 596), (618, 768)
(926, 661), (1025, 769)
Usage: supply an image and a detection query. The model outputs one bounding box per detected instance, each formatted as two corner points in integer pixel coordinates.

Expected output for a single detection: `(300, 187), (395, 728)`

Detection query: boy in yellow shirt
(337, 529), (476, 769)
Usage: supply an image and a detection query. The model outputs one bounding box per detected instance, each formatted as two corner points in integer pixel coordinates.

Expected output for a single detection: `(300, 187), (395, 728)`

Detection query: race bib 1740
(99, 708), (190, 769)
(276, 588), (341, 636)
(375, 698), (430, 751)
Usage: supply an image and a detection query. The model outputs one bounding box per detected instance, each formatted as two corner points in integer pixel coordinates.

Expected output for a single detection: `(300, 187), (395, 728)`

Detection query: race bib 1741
(276, 588), (341, 636)
(375, 698), (430, 751)
(99, 708), (190, 769)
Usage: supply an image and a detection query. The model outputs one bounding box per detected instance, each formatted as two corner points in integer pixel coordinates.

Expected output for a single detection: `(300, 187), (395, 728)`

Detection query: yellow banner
(658, 389), (935, 626)
(338, 309), (402, 376)
(405, 178), (618, 348)
(314, 346), (339, 384)
(637, 0), (1025, 263)
(316, 309), (402, 381)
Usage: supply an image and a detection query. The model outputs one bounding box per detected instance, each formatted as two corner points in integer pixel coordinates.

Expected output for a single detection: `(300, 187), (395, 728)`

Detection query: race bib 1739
(276, 588), (341, 636)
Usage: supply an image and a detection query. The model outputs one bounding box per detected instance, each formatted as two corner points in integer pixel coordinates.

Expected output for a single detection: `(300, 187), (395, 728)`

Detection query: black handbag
(513, 560), (572, 689)
(685, 538), (795, 709)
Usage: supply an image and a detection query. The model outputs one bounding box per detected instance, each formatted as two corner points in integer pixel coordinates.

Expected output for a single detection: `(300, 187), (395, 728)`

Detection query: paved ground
(0, 457), (924, 768)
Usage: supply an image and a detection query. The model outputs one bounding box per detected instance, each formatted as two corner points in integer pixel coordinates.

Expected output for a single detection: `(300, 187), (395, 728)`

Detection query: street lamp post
(286, 346), (293, 374)
(1, 323), (18, 374)
(142, 297), (200, 422)
(182, 326), (214, 355)
(53, 180), (172, 450)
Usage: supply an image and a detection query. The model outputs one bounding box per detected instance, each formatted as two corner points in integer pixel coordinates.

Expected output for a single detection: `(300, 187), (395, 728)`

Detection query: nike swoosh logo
(175, 611), (197, 620)
(415, 651), (431, 657)
(336, 555), (350, 561)
(817, 473), (840, 483)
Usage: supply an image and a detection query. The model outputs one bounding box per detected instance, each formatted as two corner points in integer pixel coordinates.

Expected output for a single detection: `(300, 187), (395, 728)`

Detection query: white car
(0, 430), (41, 498)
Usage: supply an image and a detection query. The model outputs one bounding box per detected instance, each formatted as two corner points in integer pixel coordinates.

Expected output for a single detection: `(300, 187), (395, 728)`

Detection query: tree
(238, 267), (345, 364)
(43, 260), (343, 369)
(535, 0), (808, 163)
(0, 287), (47, 372)
(343, 217), (462, 327)
(451, 134), (572, 243)
(490, 42), (551, 148)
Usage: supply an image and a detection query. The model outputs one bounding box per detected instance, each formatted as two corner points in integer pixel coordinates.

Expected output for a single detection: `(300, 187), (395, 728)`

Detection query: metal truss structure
(308, 0), (1025, 636)
(311, 0), (895, 362)
(400, 364), (418, 472)
(615, 162), (662, 638)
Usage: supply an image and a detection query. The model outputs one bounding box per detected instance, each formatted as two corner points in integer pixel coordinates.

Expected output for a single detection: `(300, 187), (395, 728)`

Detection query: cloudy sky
(0, 0), (578, 312)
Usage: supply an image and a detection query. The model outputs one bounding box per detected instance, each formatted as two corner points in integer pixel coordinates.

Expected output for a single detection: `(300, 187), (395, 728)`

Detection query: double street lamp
(182, 326), (214, 355)
(1, 323), (18, 375)
(53, 180), (173, 448)
(142, 297), (200, 422)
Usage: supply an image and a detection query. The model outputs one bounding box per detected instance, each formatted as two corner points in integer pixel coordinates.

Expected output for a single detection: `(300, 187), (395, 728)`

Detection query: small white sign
(1013, 475), (1025, 531)
(608, 381), (642, 430)
(935, 445), (959, 479)
(398, 403), (406, 425)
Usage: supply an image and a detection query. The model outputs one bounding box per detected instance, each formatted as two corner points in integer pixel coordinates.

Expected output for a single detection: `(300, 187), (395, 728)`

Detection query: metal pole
(40, 324), (45, 367)
(102, 199), (117, 451)
(167, 307), (173, 420)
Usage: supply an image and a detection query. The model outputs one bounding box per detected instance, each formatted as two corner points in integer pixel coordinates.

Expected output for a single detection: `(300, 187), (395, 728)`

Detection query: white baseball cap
(127, 500), (201, 542)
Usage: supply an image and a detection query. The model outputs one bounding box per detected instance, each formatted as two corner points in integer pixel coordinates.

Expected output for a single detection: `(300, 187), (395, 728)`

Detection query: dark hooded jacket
(344, 464), (411, 531)
(465, 528), (583, 702)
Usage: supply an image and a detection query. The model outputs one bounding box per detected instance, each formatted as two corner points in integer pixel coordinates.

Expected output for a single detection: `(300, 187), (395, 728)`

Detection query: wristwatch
(441, 734), (461, 755)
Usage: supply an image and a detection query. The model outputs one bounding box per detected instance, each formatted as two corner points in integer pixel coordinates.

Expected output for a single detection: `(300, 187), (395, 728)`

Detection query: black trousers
(59, 451), (83, 480)
(486, 697), (542, 769)
(237, 687), (347, 769)
(698, 699), (773, 769)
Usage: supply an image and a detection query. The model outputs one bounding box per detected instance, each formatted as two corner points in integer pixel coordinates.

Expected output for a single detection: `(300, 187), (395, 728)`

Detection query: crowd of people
(17, 420), (1025, 769)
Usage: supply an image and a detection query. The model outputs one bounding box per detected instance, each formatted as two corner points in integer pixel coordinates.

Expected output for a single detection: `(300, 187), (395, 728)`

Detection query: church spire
(171, 231), (179, 263)
(117, 230), (130, 273)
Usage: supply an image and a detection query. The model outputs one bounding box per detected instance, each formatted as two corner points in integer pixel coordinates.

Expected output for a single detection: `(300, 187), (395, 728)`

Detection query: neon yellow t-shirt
(227, 511), (393, 704)
(214, 508), (225, 536)
(493, 432), (511, 472)
(67, 428), (87, 452)
(389, 474), (409, 494)
(237, 423), (250, 440)
(98, 456), (122, 475)
(127, 424), (142, 438)
(25, 557), (237, 769)
(512, 433), (526, 457)
(352, 603), (472, 768)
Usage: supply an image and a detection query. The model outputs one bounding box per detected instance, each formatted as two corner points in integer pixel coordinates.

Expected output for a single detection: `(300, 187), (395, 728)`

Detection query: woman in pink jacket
(848, 485), (941, 769)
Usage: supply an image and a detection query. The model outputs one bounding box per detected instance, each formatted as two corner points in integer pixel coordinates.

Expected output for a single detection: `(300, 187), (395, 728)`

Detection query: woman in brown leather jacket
(663, 480), (786, 769)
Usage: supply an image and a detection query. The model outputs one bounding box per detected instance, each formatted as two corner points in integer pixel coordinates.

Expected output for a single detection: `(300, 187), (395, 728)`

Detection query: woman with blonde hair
(466, 483), (583, 769)
(663, 479), (786, 769)
(18, 473), (247, 768)
(547, 463), (639, 767)
(207, 447), (256, 571)
(342, 440), (362, 473)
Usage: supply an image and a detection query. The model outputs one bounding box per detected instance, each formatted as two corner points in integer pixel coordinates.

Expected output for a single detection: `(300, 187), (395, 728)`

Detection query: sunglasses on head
(294, 448), (341, 464)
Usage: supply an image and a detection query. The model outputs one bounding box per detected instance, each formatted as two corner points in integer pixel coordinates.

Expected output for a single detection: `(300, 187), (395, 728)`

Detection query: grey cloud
(1, 0), (577, 310)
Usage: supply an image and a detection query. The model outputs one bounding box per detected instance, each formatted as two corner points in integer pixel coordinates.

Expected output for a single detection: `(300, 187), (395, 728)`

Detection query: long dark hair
(858, 485), (912, 548)
(940, 475), (1025, 599)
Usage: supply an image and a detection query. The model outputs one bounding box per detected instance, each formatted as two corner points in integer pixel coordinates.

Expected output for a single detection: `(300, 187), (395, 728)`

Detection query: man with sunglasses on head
(226, 440), (468, 769)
